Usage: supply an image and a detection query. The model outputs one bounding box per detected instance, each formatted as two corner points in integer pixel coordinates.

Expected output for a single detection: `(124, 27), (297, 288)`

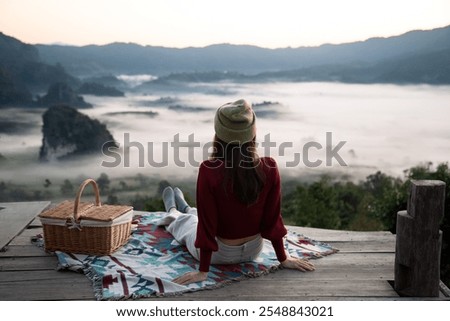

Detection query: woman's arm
(261, 158), (314, 272)
(260, 158), (288, 261)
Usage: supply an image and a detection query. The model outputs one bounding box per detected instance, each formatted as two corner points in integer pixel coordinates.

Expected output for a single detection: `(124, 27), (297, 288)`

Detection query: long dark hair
(210, 135), (266, 205)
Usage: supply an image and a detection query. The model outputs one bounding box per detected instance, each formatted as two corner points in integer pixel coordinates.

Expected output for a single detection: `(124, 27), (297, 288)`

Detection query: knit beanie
(214, 99), (256, 144)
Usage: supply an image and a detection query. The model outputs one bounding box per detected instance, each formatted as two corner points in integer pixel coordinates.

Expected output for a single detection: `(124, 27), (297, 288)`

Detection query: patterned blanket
(52, 212), (338, 300)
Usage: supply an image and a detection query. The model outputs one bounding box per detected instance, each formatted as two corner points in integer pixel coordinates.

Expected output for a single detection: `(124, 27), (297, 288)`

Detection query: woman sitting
(158, 99), (314, 285)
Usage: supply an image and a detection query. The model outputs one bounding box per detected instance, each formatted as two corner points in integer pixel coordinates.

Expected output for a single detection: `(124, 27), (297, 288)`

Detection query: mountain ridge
(1, 24), (449, 105)
(34, 25), (450, 77)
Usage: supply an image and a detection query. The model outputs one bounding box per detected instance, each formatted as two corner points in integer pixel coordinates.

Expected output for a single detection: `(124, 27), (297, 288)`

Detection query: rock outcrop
(37, 82), (92, 108)
(39, 105), (117, 161)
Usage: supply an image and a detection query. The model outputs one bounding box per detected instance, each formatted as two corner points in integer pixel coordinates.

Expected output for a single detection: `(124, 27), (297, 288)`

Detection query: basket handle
(73, 179), (101, 220)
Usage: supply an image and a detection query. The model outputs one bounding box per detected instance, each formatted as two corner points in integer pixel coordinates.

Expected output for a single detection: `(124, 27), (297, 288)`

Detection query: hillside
(35, 25), (450, 84)
(0, 32), (79, 106)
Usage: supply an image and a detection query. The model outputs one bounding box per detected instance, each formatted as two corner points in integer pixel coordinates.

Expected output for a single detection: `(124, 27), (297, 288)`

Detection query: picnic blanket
(41, 212), (338, 300)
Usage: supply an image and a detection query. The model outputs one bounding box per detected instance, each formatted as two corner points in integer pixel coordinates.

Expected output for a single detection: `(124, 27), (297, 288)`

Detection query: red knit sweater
(194, 157), (287, 272)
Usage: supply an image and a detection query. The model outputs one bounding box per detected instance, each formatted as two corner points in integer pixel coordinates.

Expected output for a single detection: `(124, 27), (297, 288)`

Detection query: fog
(1, 81), (450, 186)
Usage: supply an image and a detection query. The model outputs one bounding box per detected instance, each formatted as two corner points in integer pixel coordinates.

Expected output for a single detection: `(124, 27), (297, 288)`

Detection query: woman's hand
(172, 271), (208, 285)
(281, 257), (315, 272)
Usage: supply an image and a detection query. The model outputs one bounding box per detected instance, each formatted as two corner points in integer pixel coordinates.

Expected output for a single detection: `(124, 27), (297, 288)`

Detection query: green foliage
(130, 180), (195, 212)
(0, 181), (53, 201)
(143, 197), (165, 212)
(363, 171), (406, 232)
(283, 177), (341, 229)
(129, 194), (163, 212)
(283, 176), (385, 230)
(283, 162), (450, 287)
(60, 179), (74, 195)
(96, 173), (110, 194)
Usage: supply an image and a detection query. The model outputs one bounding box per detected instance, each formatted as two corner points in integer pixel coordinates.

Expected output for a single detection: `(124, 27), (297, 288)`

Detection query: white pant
(166, 209), (263, 265)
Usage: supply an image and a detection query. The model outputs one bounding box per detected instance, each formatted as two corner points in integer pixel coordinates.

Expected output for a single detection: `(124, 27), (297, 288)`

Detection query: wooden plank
(287, 225), (395, 242)
(326, 240), (395, 253)
(252, 266), (394, 281)
(0, 245), (51, 258)
(311, 252), (394, 267)
(0, 278), (95, 300)
(0, 201), (50, 250)
(176, 279), (398, 298)
(29, 217), (43, 227)
(0, 269), (85, 283)
(0, 256), (58, 271)
(8, 228), (43, 246)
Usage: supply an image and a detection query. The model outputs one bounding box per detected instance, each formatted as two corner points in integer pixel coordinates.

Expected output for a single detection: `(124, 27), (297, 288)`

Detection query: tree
(60, 179), (74, 195)
(96, 173), (110, 194)
(44, 179), (51, 188)
(364, 171), (406, 231)
(283, 177), (341, 229)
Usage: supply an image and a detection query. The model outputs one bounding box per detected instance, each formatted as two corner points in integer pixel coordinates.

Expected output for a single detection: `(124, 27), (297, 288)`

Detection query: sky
(1, 0), (450, 49)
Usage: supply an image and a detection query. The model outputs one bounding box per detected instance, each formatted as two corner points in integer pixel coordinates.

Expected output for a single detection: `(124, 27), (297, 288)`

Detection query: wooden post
(395, 180), (445, 297)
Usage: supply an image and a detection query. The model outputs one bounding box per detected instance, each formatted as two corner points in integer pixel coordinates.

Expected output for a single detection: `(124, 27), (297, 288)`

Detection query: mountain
(0, 32), (79, 91)
(237, 48), (450, 84)
(35, 25), (450, 83)
(1, 24), (450, 99)
(0, 32), (80, 106)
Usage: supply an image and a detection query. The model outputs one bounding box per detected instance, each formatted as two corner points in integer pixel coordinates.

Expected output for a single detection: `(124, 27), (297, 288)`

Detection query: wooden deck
(0, 202), (449, 301)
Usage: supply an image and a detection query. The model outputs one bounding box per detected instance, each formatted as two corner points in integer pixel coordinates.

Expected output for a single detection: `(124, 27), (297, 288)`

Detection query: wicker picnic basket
(39, 178), (133, 255)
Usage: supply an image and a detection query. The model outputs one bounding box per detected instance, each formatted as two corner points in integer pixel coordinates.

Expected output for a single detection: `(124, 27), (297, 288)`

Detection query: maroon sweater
(194, 157), (287, 272)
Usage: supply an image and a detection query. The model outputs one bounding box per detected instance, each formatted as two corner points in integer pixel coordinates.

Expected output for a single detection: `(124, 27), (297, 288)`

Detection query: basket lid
(39, 201), (92, 220)
(79, 204), (133, 222)
(39, 201), (133, 222)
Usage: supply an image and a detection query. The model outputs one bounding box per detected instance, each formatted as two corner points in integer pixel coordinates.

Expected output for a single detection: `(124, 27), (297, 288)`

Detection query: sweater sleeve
(260, 158), (288, 262)
(194, 162), (219, 272)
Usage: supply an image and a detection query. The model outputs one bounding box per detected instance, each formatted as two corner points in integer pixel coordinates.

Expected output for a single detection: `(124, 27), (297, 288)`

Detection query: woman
(158, 99), (314, 285)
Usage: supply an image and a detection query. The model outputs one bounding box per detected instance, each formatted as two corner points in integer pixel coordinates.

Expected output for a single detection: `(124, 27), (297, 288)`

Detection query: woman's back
(196, 156), (285, 240)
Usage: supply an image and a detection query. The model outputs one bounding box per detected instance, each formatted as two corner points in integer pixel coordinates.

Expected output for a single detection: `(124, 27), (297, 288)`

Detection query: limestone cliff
(39, 105), (117, 161)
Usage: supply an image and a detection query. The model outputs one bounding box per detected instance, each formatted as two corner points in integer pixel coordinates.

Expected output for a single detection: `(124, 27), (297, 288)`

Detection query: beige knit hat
(214, 99), (256, 144)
